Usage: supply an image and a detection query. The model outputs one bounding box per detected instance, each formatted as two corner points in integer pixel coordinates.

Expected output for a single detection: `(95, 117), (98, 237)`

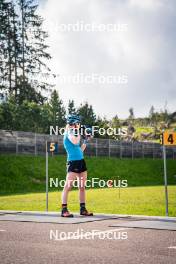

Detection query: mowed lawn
(0, 186), (175, 216)
(0, 155), (176, 216)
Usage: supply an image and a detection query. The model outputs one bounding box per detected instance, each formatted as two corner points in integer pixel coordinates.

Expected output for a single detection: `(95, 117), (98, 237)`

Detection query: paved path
(0, 212), (176, 264)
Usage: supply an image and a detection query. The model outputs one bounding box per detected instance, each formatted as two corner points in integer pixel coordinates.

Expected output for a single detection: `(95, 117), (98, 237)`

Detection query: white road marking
(168, 246), (176, 249)
(53, 227), (130, 241)
(0, 230), (6, 232)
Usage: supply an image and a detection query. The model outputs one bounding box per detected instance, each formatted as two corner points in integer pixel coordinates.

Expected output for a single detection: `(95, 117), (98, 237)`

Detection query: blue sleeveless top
(63, 132), (84, 161)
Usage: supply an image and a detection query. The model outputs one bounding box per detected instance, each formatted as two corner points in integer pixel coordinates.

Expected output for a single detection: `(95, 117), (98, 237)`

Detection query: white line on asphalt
(54, 227), (130, 241)
(0, 230), (6, 232)
(168, 246), (176, 249)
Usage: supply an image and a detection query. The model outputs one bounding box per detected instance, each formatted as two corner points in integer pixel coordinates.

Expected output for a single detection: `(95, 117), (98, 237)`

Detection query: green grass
(0, 186), (175, 216)
(0, 154), (176, 195)
(135, 126), (159, 142)
(135, 126), (154, 134)
(0, 154), (175, 216)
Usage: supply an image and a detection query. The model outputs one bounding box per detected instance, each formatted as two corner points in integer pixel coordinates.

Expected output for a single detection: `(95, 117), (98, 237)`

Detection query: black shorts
(67, 159), (87, 173)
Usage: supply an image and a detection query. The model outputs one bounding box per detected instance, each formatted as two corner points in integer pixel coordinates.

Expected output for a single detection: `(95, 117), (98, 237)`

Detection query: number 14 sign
(161, 131), (176, 146)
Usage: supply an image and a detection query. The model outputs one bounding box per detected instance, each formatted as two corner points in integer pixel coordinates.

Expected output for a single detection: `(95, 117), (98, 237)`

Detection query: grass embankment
(0, 155), (175, 216)
(0, 154), (176, 195)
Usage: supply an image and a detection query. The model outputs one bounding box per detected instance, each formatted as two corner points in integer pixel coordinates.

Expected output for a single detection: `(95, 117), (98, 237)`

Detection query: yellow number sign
(162, 132), (176, 146)
(50, 142), (56, 152)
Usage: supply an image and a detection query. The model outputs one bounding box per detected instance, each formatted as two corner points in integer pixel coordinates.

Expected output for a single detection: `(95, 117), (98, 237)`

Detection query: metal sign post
(45, 141), (59, 212)
(163, 145), (168, 216)
(46, 142), (49, 212)
(161, 131), (176, 217)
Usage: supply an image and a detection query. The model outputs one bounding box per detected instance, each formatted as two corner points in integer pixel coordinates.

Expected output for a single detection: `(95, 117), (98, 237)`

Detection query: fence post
(153, 142), (155, 159)
(142, 142), (144, 158)
(35, 133), (37, 156)
(173, 148), (175, 160)
(132, 141), (134, 159)
(96, 138), (98, 157)
(120, 141), (122, 159)
(16, 131), (18, 155)
(109, 139), (110, 158)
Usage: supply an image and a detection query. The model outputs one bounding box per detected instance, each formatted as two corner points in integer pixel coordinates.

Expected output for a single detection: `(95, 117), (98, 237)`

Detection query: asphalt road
(0, 218), (176, 264)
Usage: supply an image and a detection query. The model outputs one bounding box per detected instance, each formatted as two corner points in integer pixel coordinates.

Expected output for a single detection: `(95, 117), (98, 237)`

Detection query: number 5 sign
(162, 132), (176, 146)
(47, 142), (59, 153)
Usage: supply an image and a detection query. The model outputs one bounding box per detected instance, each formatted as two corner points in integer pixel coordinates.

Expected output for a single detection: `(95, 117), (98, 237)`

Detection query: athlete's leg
(78, 171), (93, 216)
(78, 171), (87, 203)
(62, 172), (77, 204)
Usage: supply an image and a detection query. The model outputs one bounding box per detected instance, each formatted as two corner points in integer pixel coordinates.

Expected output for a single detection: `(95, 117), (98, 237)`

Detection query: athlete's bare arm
(81, 143), (86, 152)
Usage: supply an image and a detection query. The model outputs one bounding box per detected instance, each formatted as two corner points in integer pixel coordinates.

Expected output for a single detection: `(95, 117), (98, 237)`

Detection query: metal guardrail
(0, 129), (176, 159)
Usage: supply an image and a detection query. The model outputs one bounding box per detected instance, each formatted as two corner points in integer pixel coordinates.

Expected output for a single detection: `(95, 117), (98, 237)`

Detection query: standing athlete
(61, 114), (93, 217)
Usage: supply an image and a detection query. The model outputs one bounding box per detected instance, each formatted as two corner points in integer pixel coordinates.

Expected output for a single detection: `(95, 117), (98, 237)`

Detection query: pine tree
(18, 0), (52, 97)
(77, 102), (96, 125)
(49, 90), (66, 127)
(0, 0), (12, 92)
(11, 2), (20, 98)
(149, 106), (156, 125)
(129, 107), (134, 120)
(0, 0), (53, 103)
(111, 115), (120, 128)
(68, 99), (76, 115)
